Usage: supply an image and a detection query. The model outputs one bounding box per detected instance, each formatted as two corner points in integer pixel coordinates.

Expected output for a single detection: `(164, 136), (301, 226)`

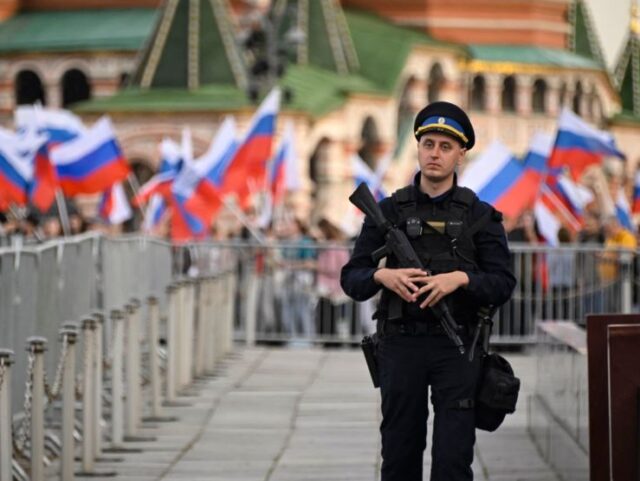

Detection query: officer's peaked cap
(413, 101), (475, 150)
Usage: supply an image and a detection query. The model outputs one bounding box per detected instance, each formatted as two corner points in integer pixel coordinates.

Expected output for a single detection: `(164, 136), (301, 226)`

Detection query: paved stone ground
(56, 346), (558, 481)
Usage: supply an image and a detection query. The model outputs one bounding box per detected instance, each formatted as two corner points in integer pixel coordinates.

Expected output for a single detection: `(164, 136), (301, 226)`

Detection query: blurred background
(0, 0), (639, 241)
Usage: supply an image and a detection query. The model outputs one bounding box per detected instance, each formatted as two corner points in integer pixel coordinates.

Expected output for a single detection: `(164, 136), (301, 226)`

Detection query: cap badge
(438, 117), (446, 124)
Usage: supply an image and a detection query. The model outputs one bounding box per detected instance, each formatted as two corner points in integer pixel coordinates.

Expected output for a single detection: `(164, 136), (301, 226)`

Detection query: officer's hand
(373, 268), (427, 302)
(413, 271), (470, 308)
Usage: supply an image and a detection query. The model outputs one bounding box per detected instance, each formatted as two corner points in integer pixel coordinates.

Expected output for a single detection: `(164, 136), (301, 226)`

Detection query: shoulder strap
(465, 206), (503, 239)
(391, 185), (417, 222)
(449, 186), (477, 221)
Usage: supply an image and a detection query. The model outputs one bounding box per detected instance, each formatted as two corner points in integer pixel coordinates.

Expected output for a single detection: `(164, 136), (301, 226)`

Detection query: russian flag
(50, 117), (131, 196)
(459, 141), (528, 218)
(267, 121), (302, 206)
(548, 108), (624, 181)
(142, 194), (166, 234)
(352, 154), (386, 201)
(98, 182), (133, 225)
(535, 183), (583, 243)
(632, 171), (640, 214)
(15, 106), (88, 211)
(0, 130), (32, 206)
(180, 117), (239, 226)
(222, 88), (280, 207)
(547, 172), (594, 224)
(615, 189), (634, 230)
(134, 138), (184, 207)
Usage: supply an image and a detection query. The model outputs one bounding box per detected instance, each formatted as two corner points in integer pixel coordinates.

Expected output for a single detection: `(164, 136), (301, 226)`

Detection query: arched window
(428, 63), (445, 103)
(572, 81), (583, 115)
(532, 79), (547, 113)
(359, 117), (380, 170)
(62, 69), (91, 108)
(558, 82), (567, 108)
(15, 70), (46, 105)
(470, 75), (486, 111)
(397, 77), (417, 145)
(501, 76), (516, 112)
(309, 138), (330, 189)
(131, 160), (154, 186)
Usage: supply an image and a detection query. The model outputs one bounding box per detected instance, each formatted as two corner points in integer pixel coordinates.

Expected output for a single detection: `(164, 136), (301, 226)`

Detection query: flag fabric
(535, 184), (582, 243)
(15, 105), (86, 145)
(0, 129), (32, 206)
(222, 88), (280, 207)
(98, 182), (133, 225)
(134, 138), (183, 206)
(142, 194), (166, 233)
(459, 138), (552, 219)
(548, 108), (624, 180)
(267, 121), (302, 206)
(615, 189), (634, 230)
(633, 171), (640, 214)
(50, 117), (130, 195)
(352, 154), (386, 200)
(180, 117), (239, 227)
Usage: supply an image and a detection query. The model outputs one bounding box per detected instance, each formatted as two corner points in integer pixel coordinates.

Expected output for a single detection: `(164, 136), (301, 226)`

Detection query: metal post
(26, 337), (47, 481)
(621, 251), (633, 314)
(175, 282), (186, 389)
(0, 349), (14, 481)
(226, 272), (237, 354)
(147, 297), (163, 417)
(59, 327), (77, 481)
(125, 301), (141, 438)
(81, 318), (96, 473)
(93, 312), (104, 458)
(165, 286), (177, 403)
(205, 278), (216, 373)
(110, 310), (124, 448)
(245, 266), (258, 347)
(183, 281), (194, 385)
(195, 280), (206, 377)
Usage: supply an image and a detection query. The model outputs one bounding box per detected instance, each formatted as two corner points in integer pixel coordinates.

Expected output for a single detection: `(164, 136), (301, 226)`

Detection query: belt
(379, 320), (446, 336)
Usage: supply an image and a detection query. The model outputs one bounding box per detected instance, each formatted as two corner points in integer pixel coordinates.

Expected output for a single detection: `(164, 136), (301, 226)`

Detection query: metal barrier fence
(0, 234), (635, 479)
(191, 241), (633, 346)
(0, 234), (236, 480)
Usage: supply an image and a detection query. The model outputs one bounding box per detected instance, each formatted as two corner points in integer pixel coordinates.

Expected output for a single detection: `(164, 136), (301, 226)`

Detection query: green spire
(289, 0), (359, 74)
(568, 0), (605, 65)
(131, 0), (248, 90)
(613, 4), (640, 116)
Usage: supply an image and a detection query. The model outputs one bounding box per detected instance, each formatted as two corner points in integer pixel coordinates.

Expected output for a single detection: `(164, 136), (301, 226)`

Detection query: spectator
(315, 217), (351, 341)
(546, 227), (575, 319)
(599, 215), (637, 311)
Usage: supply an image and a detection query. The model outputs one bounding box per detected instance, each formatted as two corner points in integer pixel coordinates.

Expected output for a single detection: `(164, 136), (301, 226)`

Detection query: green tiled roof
(77, 7), (448, 116)
(468, 45), (602, 70)
(569, 0), (605, 66)
(0, 9), (157, 53)
(75, 63), (384, 117)
(345, 9), (462, 92)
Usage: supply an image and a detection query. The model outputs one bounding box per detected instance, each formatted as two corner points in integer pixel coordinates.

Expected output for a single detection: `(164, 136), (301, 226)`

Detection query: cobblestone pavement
(52, 347), (557, 481)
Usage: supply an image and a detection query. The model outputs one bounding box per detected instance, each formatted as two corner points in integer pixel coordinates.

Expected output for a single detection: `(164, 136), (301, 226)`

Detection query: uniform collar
(412, 172), (458, 203)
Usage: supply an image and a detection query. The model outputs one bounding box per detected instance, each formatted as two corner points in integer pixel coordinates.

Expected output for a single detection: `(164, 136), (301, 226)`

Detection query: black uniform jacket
(340, 175), (516, 312)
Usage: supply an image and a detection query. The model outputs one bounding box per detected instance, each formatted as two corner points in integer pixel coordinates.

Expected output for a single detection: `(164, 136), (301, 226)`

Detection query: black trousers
(377, 332), (482, 481)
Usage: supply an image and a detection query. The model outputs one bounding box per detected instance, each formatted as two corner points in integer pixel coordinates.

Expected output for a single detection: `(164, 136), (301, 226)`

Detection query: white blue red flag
(615, 189), (634, 230)
(548, 108), (624, 180)
(0, 128), (33, 207)
(142, 194), (166, 234)
(222, 88), (280, 208)
(266, 121), (302, 206)
(98, 182), (133, 225)
(134, 138), (183, 207)
(633, 171), (640, 214)
(50, 116), (130, 195)
(352, 154), (386, 200)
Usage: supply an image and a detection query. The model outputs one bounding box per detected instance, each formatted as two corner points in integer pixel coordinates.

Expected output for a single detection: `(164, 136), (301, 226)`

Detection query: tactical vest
(378, 184), (496, 324)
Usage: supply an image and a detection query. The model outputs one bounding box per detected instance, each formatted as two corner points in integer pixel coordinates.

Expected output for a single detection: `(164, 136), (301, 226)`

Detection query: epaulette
(391, 185), (415, 204)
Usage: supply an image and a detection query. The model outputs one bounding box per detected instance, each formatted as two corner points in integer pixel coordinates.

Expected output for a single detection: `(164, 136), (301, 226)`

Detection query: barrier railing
(0, 234), (237, 479)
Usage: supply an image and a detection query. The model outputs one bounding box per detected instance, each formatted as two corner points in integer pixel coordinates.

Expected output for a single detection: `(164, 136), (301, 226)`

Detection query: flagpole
(126, 173), (148, 226)
(55, 189), (71, 237)
(221, 196), (265, 245)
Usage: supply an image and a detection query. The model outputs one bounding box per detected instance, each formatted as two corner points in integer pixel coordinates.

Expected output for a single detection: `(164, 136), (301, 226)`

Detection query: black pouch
(361, 334), (380, 388)
(475, 352), (520, 432)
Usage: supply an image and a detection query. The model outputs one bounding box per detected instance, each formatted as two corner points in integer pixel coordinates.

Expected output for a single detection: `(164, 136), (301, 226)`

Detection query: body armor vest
(379, 184), (491, 324)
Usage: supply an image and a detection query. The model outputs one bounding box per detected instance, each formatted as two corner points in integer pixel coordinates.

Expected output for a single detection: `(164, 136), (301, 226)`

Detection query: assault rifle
(349, 182), (465, 355)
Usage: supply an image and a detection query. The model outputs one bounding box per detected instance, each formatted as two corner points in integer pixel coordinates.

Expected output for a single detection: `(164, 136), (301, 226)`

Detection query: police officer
(341, 101), (516, 481)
